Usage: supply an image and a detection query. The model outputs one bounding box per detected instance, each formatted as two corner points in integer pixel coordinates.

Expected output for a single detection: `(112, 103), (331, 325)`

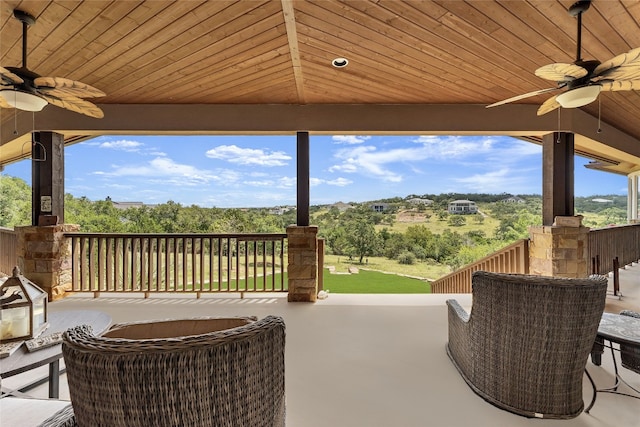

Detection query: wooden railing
(0, 227), (18, 276)
(430, 239), (529, 293)
(66, 233), (287, 295)
(588, 223), (640, 275)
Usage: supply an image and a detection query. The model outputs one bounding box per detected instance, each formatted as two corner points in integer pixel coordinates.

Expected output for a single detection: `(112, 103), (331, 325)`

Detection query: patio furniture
(0, 310), (111, 399)
(619, 310), (640, 374)
(446, 271), (607, 419)
(584, 311), (640, 412)
(39, 315), (286, 427)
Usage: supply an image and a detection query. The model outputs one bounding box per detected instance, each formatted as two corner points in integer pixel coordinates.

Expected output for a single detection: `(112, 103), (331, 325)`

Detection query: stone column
(15, 224), (79, 301)
(528, 218), (589, 278)
(286, 225), (318, 302)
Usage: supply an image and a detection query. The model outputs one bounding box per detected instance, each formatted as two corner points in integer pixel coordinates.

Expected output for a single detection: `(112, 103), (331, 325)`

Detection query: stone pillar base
(529, 220), (589, 278)
(16, 224), (79, 301)
(286, 225), (318, 302)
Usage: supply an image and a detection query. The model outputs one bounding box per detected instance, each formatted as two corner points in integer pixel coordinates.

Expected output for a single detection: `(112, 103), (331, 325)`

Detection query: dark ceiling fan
(487, 0), (640, 115)
(0, 10), (105, 118)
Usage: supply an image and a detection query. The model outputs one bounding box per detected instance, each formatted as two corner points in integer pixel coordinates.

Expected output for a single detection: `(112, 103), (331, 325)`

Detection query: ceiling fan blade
(600, 80), (640, 91)
(0, 94), (14, 109)
(40, 92), (104, 118)
(486, 86), (562, 108)
(593, 47), (640, 79)
(34, 76), (105, 98)
(0, 66), (24, 85)
(536, 95), (561, 116)
(535, 63), (588, 81)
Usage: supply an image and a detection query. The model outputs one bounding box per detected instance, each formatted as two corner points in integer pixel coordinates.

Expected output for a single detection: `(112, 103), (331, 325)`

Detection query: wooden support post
(32, 131), (65, 225)
(542, 132), (574, 226)
(297, 131), (310, 226)
(613, 257), (620, 296)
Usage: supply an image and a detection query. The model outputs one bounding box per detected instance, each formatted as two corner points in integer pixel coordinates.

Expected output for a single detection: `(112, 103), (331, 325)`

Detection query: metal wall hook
(20, 134), (47, 162)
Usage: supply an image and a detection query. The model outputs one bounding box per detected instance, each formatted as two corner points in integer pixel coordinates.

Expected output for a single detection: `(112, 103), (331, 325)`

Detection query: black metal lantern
(0, 266), (48, 342)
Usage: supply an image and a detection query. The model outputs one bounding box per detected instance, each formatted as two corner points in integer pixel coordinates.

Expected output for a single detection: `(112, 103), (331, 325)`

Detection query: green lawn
(322, 269), (430, 293)
(323, 254), (450, 280)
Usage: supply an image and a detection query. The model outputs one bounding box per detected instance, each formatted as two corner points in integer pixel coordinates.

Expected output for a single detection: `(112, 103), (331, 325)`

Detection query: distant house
(448, 200), (478, 214)
(370, 203), (389, 213)
(106, 197), (145, 210)
(269, 206), (293, 215)
(591, 198), (613, 203)
(407, 198), (433, 206)
(330, 202), (353, 212)
(501, 196), (525, 204)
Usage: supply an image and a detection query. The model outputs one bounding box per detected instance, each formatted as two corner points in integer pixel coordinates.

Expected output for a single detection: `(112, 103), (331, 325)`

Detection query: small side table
(0, 310), (111, 398)
(585, 312), (640, 413)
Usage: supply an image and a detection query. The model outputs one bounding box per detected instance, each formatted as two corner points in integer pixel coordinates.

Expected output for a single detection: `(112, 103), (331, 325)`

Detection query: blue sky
(2, 134), (628, 208)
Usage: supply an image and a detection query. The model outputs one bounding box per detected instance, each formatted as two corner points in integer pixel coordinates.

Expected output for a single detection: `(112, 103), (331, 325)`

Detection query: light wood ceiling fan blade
(535, 63), (587, 81)
(0, 66), (24, 85)
(536, 95), (561, 116)
(593, 47), (640, 78)
(0, 94), (14, 109)
(486, 87), (562, 108)
(595, 65), (640, 81)
(600, 80), (640, 91)
(34, 76), (105, 98)
(40, 93), (104, 118)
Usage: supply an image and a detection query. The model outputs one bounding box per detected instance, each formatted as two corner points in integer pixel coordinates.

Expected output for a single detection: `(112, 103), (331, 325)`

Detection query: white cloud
(99, 140), (143, 151)
(205, 145), (291, 166)
(412, 135), (496, 158)
(454, 168), (537, 193)
(327, 177), (352, 186)
(310, 177), (353, 187)
(332, 135), (371, 145)
(310, 177), (323, 187)
(327, 136), (542, 183)
(277, 177), (296, 188)
(243, 180), (273, 187)
(93, 156), (222, 187)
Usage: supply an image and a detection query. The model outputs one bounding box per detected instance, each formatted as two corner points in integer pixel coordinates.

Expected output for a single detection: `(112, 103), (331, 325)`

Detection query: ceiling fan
(487, 0), (640, 116)
(0, 10), (105, 118)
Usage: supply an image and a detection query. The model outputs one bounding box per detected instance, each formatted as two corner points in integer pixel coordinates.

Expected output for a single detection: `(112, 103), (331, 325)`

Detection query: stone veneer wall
(15, 224), (79, 301)
(286, 225), (318, 302)
(528, 224), (590, 278)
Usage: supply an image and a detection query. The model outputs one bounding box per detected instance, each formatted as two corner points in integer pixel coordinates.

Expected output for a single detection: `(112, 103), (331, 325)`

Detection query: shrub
(398, 251), (416, 265)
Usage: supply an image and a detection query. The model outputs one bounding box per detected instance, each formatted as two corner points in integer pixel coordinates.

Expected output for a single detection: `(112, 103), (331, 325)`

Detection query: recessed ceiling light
(332, 57), (348, 68)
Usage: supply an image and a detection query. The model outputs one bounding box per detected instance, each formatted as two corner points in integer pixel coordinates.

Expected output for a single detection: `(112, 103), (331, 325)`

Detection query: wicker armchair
(446, 271), (607, 419)
(39, 315), (286, 427)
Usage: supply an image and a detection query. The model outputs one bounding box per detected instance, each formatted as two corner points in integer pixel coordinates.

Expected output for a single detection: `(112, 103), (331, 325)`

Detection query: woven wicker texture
(38, 404), (77, 427)
(619, 310), (640, 374)
(446, 271), (607, 419)
(56, 315), (285, 427)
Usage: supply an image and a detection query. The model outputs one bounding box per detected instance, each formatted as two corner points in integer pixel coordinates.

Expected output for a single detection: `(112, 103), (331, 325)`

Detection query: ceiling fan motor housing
(568, 0), (591, 17)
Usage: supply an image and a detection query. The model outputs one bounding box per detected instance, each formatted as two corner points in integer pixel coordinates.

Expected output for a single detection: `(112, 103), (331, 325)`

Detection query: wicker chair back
(446, 271), (607, 419)
(61, 315), (286, 427)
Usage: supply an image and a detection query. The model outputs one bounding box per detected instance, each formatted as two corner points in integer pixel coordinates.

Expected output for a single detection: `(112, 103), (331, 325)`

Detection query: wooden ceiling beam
(281, 0), (305, 103)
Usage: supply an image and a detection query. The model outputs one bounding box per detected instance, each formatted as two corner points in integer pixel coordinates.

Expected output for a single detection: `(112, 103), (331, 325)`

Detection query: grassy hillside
(377, 205), (500, 237)
(323, 254), (451, 281)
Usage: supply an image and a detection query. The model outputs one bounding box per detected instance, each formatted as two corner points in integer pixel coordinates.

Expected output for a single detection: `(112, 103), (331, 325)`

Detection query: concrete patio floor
(3, 265), (639, 427)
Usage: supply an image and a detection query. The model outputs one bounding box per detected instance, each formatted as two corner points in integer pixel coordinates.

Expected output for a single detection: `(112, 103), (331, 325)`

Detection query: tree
(0, 175), (31, 227)
(382, 232), (409, 259)
(325, 227), (350, 256)
(345, 220), (381, 263)
(448, 215), (466, 227)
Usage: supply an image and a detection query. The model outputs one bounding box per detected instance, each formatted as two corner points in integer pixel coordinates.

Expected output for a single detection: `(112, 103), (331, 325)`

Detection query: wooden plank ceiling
(1, 0), (640, 167)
